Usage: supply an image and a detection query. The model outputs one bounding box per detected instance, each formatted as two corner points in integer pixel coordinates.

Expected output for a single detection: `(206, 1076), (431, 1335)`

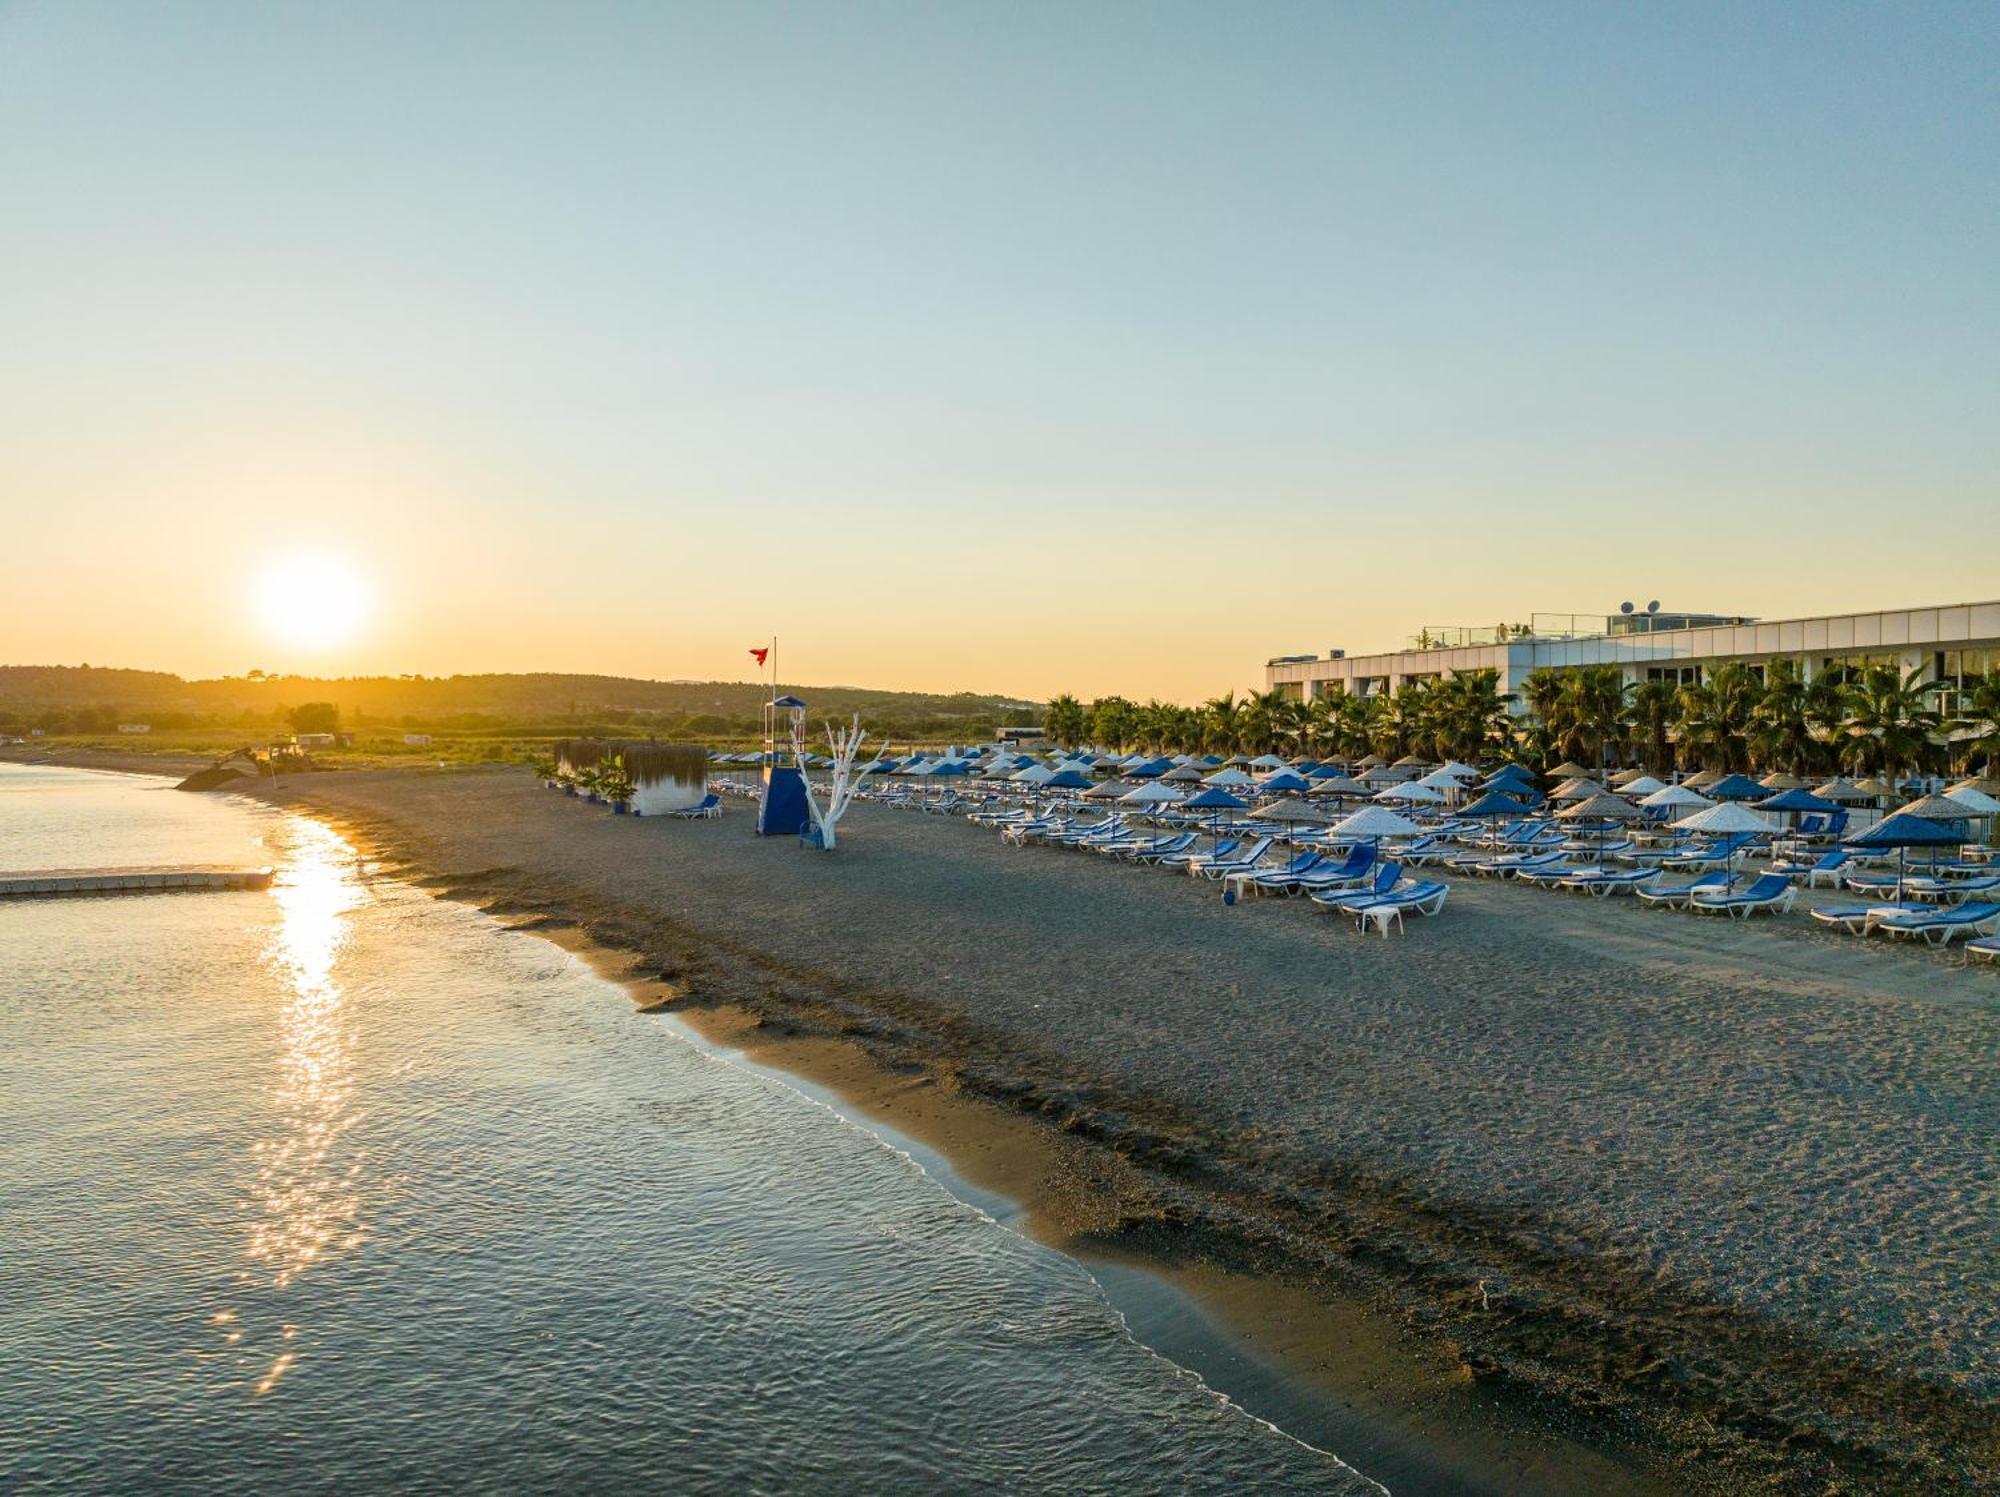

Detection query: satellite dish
(1620, 601), (1635, 614)
(1646, 600), (1660, 613)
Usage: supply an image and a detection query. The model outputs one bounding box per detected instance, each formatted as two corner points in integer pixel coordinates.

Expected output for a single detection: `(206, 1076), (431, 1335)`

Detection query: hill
(0, 666), (1041, 741)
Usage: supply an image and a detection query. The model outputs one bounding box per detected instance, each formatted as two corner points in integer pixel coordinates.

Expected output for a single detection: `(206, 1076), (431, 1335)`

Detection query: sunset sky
(4, 2), (1994, 702)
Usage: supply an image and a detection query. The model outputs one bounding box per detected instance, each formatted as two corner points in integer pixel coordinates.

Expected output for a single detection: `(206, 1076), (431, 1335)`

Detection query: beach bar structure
(1266, 599), (2000, 716)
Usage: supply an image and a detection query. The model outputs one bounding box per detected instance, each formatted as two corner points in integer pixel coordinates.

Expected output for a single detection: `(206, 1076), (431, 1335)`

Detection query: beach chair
(1471, 849), (1567, 879)
(1690, 873), (1796, 919)
(1770, 849), (1850, 888)
(667, 793), (722, 820)
(1120, 828), (1192, 864)
(1158, 837), (1238, 871)
(1558, 866), (1661, 897)
(1333, 878), (1450, 936)
(1514, 862), (1591, 888)
(1808, 903), (1903, 934)
(1965, 936), (2000, 965)
(1307, 863), (1402, 911)
(1634, 873), (1732, 909)
(1659, 834), (1754, 873)
(1870, 902), (2000, 946)
(1224, 850), (1328, 898)
(1187, 836), (1276, 879)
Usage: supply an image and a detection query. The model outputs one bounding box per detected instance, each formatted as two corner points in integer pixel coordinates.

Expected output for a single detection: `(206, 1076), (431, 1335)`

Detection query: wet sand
(9, 751), (1996, 1492)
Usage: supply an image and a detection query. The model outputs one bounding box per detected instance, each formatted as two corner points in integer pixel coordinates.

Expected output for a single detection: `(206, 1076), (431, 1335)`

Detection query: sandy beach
(12, 750), (1997, 1493)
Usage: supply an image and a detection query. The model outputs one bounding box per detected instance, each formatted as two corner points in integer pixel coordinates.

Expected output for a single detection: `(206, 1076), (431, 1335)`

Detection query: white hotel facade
(1265, 600), (2000, 716)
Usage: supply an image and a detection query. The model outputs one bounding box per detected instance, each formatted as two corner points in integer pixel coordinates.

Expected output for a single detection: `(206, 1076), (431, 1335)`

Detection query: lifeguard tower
(757, 693), (812, 836)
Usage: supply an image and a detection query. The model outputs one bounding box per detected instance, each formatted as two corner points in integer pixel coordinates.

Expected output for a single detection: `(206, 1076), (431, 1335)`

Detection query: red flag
(749, 647), (769, 666)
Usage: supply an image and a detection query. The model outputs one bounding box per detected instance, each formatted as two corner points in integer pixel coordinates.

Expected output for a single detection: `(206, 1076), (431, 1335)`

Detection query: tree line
(1040, 662), (2000, 780)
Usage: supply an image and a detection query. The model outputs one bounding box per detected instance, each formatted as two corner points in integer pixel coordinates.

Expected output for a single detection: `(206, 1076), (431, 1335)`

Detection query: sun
(255, 555), (372, 653)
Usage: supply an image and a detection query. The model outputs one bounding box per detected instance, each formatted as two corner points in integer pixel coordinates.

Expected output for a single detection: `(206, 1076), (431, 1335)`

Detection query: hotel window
(1934, 649), (1998, 713)
(1645, 665), (1699, 685)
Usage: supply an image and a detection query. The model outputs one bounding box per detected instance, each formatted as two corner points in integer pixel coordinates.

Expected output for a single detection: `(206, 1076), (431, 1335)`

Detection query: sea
(0, 764), (1380, 1495)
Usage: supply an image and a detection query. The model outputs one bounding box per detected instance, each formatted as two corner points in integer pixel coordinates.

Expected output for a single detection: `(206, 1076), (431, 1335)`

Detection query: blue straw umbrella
(1844, 811), (1969, 901)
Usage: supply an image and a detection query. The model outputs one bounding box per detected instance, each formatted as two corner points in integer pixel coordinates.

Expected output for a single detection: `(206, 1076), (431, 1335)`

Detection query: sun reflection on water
(248, 817), (369, 1300)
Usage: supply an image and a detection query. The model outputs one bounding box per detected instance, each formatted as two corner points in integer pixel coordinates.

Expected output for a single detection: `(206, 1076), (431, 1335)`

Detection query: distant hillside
(0, 666), (1041, 739)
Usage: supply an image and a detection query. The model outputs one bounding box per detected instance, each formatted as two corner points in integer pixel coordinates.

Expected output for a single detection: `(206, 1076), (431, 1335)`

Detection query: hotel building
(1265, 600), (2000, 716)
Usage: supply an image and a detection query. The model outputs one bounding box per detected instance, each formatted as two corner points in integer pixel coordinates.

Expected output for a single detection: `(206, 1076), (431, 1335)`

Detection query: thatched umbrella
(1672, 800), (1780, 881)
(1556, 790), (1647, 860)
(1392, 754), (1431, 770)
(1250, 795), (1337, 844)
(1551, 777), (1607, 802)
(1618, 774), (1668, 798)
(1759, 770), (1811, 790)
(1202, 766), (1256, 789)
(1898, 792), (1976, 823)
(1162, 763), (1205, 783)
(1374, 780), (1444, 809)
(1354, 754), (1387, 770)
(1329, 804), (1424, 851)
(1307, 774), (1370, 799)
(1947, 774), (2000, 797)
(1682, 768), (1724, 789)
(1547, 760), (1593, 781)
(1610, 767), (1650, 788)
(1814, 778), (1875, 804)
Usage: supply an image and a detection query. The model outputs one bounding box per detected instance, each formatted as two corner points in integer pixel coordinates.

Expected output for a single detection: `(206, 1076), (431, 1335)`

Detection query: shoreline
(540, 924), (1680, 1497)
(8, 750), (1995, 1494)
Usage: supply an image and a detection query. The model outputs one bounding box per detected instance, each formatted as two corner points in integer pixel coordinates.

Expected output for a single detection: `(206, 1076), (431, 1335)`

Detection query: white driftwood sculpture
(792, 714), (878, 849)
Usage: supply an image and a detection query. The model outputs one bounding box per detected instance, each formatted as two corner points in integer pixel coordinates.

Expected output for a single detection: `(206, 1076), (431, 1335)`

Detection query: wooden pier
(0, 866), (275, 899)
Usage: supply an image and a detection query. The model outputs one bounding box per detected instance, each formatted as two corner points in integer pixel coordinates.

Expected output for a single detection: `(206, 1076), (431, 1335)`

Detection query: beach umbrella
(1947, 774), (2000, 797)
(1759, 771), (1811, 790)
(1546, 761), (1593, 781)
(1012, 763), (1058, 785)
(1392, 754), (1431, 770)
(1639, 784), (1714, 828)
(1250, 795), (1336, 846)
(1673, 800), (1780, 882)
(1353, 754), (1387, 770)
(1082, 780), (1130, 801)
(1257, 768), (1312, 795)
(1202, 766), (1256, 789)
(1417, 762), (1479, 792)
(1374, 780), (1443, 806)
(1845, 811), (1967, 899)
(1183, 785), (1249, 851)
(1814, 778), (1874, 804)
(1307, 774), (1370, 798)
(1682, 768), (1725, 789)
(1226, 754), (1254, 767)
(1248, 753), (1289, 771)
(1118, 781), (1186, 808)
(1329, 804), (1424, 850)
(1456, 790), (1528, 844)
(1550, 777), (1606, 802)
(1161, 763), (1205, 783)
(1557, 790), (1647, 860)
(1897, 793), (1977, 823)
(1945, 786), (2000, 815)
(1703, 773), (1768, 801)
(1850, 777), (1896, 799)
(1617, 775), (1667, 798)
(1042, 768), (1093, 791)
(1755, 786), (1839, 834)
(1307, 763), (1350, 779)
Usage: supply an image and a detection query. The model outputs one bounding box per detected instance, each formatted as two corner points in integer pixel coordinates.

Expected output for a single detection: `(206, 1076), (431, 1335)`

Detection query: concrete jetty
(0, 866), (275, 898)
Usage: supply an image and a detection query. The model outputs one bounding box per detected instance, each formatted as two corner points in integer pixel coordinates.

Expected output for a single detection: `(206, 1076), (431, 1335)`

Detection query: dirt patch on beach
(244, 767), (1997, 1495)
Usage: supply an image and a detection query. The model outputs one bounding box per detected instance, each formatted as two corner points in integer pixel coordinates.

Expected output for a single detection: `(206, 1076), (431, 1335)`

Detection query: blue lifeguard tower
(757, 693), (812, 837)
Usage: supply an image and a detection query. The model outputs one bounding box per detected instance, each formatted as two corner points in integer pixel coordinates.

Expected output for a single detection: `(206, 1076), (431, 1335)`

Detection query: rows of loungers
(982, 807), (1449, 935)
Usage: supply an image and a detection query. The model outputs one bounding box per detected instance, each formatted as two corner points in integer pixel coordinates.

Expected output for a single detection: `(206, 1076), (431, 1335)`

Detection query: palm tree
(1088, 696), (1137, 752)
(1747, 659), (1818, 774)
(1839, 665), (1941, 785)
(1201, 693), (1244, 754)
(1625, 678), (1679, 773)
(1676, 664), (1762, 771)
(1558, 665), (1628, 773)
(1043, 693), (1087, 749)
(1520, 668), (1567, 764)
(1429, 669), (1511, 762)
(1952, 671), (2000, 773)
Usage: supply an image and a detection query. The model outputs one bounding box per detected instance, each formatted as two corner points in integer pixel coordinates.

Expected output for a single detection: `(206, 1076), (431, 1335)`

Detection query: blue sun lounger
(1871, 902), (2000, 946)
(1558, 866), (1661, 897)
(1634, 873), (1731, 909)
(1690, 872), (1796, 918)
(1332, 878), (1450, 936)
(1966, 936), (2000, 964)
(1307, 863), (1402, 911)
